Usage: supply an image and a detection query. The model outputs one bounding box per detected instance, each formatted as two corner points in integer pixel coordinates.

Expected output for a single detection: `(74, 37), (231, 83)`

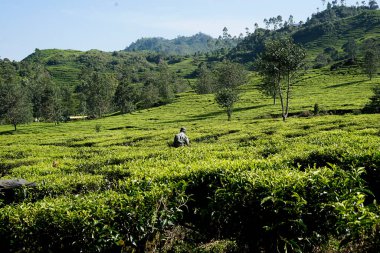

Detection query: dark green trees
(362, 40), (379, 80)
(195, 64), (216, 94)
(369, 0), (379, 9)
(155, 61), (178, 103)
(79, 71), (117, 118)
(194, 61), (247, 121)
(214, 61), (248, 121)
(114, 79), (140, 114)
(0, 59), (33, 130)
(342, 38), (358, 61)
(0, 82), (33, 130)
(215, 88), (239, 121)
(363, 50), (379, 80)
(256, 37), (306, 121)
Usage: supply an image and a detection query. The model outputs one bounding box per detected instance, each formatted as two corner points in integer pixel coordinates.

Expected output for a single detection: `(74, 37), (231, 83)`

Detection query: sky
(0, 0), (360, 61)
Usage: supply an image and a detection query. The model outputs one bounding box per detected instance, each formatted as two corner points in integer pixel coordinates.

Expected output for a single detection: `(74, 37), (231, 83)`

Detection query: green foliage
(113, 79), (140, 114)
(369, 0), (379, 10)
(314, 52), (332, 68)
(78, 71), (117, 118)
(213, 61), (247, 121)
(342, 38), (358, 60)
(362, 39), (379, 80)
(1, 6), (380, 253)
(0, 182), (187, 253)
(215, 61), (248, 90)
(334, 191), (380, 251)
(0, 82), (33, 130)
(230, 8), (380, 63)
(195, 64), (217, 94)
(256, 36), (306, 121)
(194, 167), (367, 252)
(125, 33), (238, 56)
(215, 88), (239, 121)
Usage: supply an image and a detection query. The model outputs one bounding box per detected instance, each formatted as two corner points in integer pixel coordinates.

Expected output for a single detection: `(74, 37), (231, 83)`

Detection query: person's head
(180, 127), (186, 133)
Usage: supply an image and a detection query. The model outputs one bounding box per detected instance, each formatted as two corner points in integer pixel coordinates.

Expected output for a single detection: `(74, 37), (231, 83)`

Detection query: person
(173, 127), (190, 147)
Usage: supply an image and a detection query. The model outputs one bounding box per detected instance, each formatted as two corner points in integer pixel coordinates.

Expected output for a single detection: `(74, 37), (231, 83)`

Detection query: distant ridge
(125, 32), (231, 55)
(229, 7), (380, 62)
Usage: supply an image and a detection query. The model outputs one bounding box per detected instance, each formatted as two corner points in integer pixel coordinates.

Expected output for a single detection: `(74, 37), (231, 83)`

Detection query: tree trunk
(13, 123), (17, 131)
(227, 109), (232, 121)
(284, 72), (291, 121)
(277, 79), (286, 121)
(227, 108), (232, 121)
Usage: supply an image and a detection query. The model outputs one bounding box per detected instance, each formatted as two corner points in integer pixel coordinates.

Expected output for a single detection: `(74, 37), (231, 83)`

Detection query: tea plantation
(0, 69), (379, 252)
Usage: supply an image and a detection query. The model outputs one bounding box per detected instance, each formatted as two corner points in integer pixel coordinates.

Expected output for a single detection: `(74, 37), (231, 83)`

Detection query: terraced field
(0, 70), (379, 252)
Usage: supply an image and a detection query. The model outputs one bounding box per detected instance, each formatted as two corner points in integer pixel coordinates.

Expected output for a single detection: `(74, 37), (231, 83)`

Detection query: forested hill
(229, 7), (380, 62)
(125, 32), (238, 55)
(1, 5), (379, 123)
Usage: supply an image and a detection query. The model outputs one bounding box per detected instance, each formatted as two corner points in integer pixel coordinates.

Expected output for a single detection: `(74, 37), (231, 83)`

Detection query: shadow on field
(161, 105), (267, 124)
(0, 130), (14, 135)
(325, 80), (366, 89)
(192, 105), (267, 120)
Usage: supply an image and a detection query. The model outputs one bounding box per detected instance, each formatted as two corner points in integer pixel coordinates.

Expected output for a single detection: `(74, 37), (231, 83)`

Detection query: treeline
(196, 32), (379, 121)
(1, 5), (380, 129)
(229, 3), (380, 63)
(0, 53), (188, 130)
(125, 31), (240, 56)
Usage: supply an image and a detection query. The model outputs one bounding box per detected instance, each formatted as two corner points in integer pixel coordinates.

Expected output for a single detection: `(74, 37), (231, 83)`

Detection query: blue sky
(0, 0), (359, 61)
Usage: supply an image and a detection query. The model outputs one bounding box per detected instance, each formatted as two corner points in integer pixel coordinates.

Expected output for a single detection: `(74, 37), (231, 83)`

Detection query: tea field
(0, 70), (380, 252)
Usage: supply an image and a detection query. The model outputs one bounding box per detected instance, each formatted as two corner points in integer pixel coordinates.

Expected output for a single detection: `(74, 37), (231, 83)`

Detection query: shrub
(0, 181), (188, 253)
(179, 167), (368, 252)
(314, 103), (320, 115)
(95, 124), (102, 132)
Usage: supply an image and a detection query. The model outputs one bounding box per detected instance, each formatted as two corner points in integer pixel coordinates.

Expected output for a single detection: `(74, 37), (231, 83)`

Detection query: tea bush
(0, 70), (379, 252)
(0, 181), (187, 253)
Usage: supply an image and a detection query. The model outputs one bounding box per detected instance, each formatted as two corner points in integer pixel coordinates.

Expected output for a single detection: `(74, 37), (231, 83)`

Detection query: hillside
(2, 2), (380, 252)
(0, 66), (379, 251)
(293, 9), (380, 57)
(18, 8), (380, 96)
(125, 32), (238, 56)
(22, 49), (158, 88)
(230, 8), (380, 62)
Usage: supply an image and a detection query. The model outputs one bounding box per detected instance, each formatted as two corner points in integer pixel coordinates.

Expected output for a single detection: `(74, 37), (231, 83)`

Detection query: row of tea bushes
(0, 181), (188, 253)
(171, 166), (380, 252)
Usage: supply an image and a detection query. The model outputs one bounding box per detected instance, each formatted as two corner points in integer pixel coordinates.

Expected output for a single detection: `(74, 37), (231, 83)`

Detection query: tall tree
(257, 75), (278, 105)
(215, 61), (247, 90)
(0, 59), (19, 85)
(215, 88), (239, 121)
(20, 63), (55, 121)
(214, 61), (247, 121)
(195, 64), (217, 94)
(79, 71), (117, 118)
(114, 79), (140, 114)
(155, 61), (177, 103)
(0, 83), (33, 130)
(342, 38), (358, 61)
(40, 85), (63, 124)
(256, 37), (306, 121)
(369, 0), (379, 9)
(363, 48), (379, 80)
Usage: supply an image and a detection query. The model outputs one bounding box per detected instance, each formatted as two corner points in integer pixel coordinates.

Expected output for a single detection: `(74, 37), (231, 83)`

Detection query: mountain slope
(230, 8), (380, 62)
(125, 32), (236, 55)
(293, 10), (380, 56)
